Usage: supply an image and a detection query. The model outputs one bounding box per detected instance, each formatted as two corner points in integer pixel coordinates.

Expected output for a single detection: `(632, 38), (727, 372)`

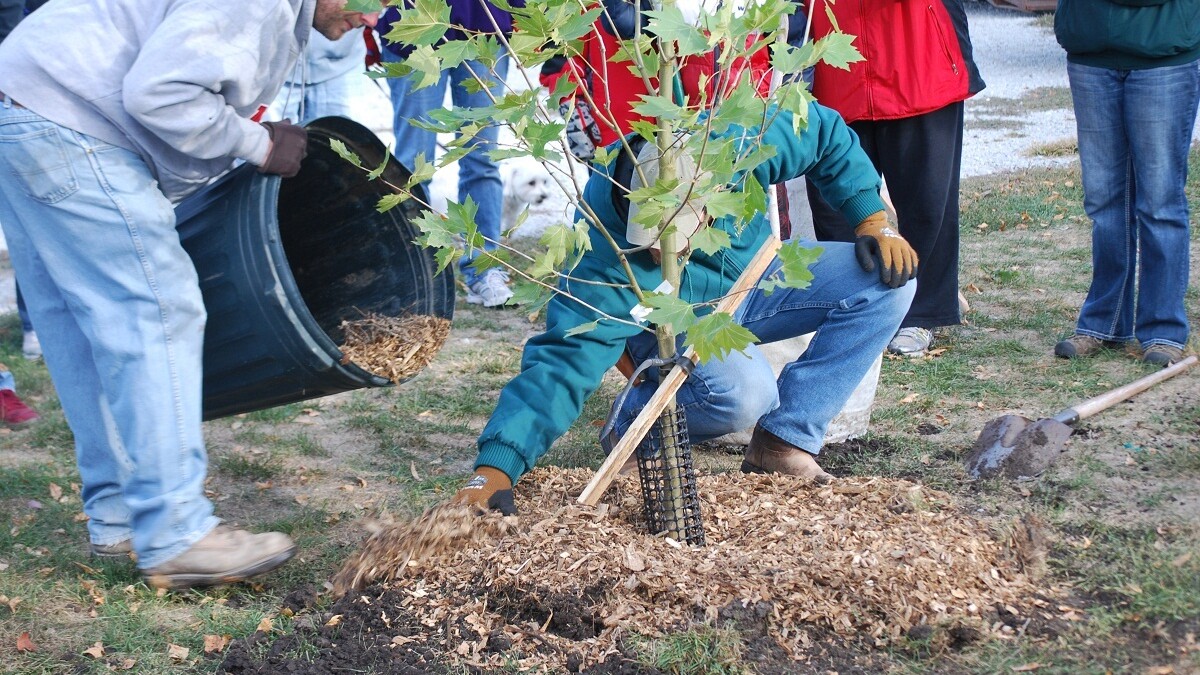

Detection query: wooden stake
(578, 235), (783, 505)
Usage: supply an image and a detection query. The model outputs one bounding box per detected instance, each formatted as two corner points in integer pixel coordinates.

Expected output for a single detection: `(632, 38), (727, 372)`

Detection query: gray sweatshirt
(0, 0), (316, 201)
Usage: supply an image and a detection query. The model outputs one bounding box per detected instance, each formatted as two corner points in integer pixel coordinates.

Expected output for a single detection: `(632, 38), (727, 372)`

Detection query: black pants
(807, 101), (964, 329)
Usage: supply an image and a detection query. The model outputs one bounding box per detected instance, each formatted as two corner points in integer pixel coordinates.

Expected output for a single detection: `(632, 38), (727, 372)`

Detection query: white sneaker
(466, 269), (513, 308)
(887, 327), (933, 357)
(22, 332), (41, 362)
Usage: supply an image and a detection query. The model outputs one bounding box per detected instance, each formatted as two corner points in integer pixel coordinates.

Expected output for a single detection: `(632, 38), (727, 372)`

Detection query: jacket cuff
(839, 190), (887, 227)
(476, 441), (528, 486)
(236, 120), (272, 167)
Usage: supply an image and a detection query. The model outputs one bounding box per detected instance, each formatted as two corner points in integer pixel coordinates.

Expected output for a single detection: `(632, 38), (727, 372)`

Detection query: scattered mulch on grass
(221, 468), (1052, 673)
(339, 312), (451, 382)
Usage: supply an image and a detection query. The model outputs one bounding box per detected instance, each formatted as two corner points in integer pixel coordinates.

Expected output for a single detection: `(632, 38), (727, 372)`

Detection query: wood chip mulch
(330, 468), (1053, 671)
(338, 313), (451, 382)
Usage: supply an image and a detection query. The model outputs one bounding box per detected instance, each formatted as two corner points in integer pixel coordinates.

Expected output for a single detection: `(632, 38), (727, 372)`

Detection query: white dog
(501, 157), (554, 235)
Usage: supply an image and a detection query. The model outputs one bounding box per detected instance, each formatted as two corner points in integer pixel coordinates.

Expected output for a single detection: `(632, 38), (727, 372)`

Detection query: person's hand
(452, 466), (517, 516)
(258, 120), (308, 178)
(853, 211), (918, 288)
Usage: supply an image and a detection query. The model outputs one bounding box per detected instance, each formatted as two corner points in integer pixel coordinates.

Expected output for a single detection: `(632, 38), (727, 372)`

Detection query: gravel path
(961, 3), (1074, 177)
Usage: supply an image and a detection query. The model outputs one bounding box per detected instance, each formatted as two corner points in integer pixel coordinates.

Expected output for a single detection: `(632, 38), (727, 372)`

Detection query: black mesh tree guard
(633, 404), (705, 545)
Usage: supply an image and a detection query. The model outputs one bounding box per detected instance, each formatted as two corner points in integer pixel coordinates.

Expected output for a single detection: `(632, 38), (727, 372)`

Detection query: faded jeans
(0, 103), (217, 569)
(1068, 61), (1199, 349)
(383, 51), (508, 286)
(618, 242), (915, 454)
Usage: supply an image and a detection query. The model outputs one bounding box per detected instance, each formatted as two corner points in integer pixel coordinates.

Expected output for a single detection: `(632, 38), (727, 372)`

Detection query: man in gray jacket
(0, 0), (379, 589)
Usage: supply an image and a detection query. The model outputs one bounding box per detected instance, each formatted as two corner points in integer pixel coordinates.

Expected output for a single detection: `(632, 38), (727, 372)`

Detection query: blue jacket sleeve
(601, 0), (651, 39)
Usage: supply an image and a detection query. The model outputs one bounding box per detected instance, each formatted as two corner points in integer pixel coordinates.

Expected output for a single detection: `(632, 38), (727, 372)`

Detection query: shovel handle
(1053, 355), (1197, 424)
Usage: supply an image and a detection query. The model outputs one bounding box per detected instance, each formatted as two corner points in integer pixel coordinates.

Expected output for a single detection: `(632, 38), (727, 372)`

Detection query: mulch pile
(316, 468), (1047, 671)
(339, 313), (451, 382)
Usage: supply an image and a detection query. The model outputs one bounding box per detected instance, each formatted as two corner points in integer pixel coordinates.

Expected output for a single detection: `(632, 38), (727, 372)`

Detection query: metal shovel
(965, 355), (1197, 479)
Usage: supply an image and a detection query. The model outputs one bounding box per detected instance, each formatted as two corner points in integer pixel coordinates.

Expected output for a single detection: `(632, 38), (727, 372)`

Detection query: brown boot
(741, 425), (833, 484)
(142, 526), (296, 590)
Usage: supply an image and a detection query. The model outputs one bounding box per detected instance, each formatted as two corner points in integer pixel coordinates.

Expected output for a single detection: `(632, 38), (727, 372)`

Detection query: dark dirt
(817, 436), (920, 478)
(916, 422), (944, 436)
(217, 580), (901, 674)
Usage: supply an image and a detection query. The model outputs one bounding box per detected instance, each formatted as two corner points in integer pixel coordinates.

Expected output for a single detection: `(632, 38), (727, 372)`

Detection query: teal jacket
(1055, 0), (1200, 69)
(474, 103), (886, 485)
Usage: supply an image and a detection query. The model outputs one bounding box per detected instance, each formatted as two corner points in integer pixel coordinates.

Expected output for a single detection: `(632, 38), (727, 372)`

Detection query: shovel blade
(966, 415), (1074, 479)
(965, 415), (1032, 478)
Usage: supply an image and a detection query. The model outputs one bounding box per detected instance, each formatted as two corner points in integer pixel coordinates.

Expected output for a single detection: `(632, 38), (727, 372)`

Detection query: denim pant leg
(618, 242), (913, 453)
(741, 242), (914, 452)
(1126, 64), (1198, 348)
(0, 107), (217, 567)
(16, 282), (33, 334)
(449, 56), (508, 285)
(1069, 62), (1198, 347)
(384, 51), (446, 191)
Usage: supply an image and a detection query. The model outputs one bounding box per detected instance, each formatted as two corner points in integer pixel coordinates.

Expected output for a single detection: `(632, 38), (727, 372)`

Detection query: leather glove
(259, 120), (308, 178)
(853, 211), (919, 288)
(452, 466), (517, 516)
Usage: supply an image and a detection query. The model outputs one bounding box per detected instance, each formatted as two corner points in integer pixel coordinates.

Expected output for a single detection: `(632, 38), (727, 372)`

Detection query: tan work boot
(142, 526), (296, 590)
(741, 425), (833, 484)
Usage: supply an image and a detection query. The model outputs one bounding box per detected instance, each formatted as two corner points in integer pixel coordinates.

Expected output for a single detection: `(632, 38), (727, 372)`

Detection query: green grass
(632, 626), (748, 675)
(1059, 523), (1200, 628)
(212, 451), (282, 482)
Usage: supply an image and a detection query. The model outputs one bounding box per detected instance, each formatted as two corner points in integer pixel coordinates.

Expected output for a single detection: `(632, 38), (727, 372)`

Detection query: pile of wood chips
(338, 312), (451, 382)
(331, 468), (1047, 670)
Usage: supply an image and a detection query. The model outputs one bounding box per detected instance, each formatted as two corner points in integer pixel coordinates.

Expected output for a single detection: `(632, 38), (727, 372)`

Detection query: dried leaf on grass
(339, 312), (451, 382)
(331, 468), (1052, 671)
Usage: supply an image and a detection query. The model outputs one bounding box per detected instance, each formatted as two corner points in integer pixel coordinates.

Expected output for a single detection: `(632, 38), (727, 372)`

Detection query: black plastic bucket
(175, 116), (454, 420)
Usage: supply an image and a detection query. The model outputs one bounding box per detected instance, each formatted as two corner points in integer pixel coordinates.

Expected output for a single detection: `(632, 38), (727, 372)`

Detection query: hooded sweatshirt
(0, 0), (316, 202)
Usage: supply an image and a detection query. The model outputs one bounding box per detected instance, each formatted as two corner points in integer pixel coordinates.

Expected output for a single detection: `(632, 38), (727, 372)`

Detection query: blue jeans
(0, 103), (218, 568)
(1068, 61), (1199, 350)
(16, 282), (33, 334)
(383, 51), (508, 286)
(618, 242), (915, 454)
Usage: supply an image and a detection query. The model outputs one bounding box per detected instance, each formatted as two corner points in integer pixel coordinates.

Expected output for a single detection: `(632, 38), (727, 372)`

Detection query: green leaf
(632, 95), (687, 122)
(404, 45), (444, 91)
(434, 40), (479, 71)
(629, 120), (660, 143)
(711, 77), (767, 132)
(699, 191), (745, 221)
(382, 0), (451, 48)
(538, 223), (576, 270)
(406, 153), (437, 190)
(508, 279), (551, 309)
(565, 320), (600, 338)
(366, 157), (388, 181)
(684, 312), (758, 363)
(645, 7), (711, 57)
(413, 210), (459, 249)
(687, 226), (731, 256)
(812, 31), (863, 71)
(643, 294), (698, 333)
(376, 193), (406, 213)
(329, 139), (361, 168)
(342, 0), (378, 13)
(432, 245), (458, 273)
(759, 243), (822, 294)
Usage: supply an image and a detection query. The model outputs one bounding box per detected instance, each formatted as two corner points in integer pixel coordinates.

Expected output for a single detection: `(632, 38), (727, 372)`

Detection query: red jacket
(809, 0), (985, 123)
(541, 5), (771, 147)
